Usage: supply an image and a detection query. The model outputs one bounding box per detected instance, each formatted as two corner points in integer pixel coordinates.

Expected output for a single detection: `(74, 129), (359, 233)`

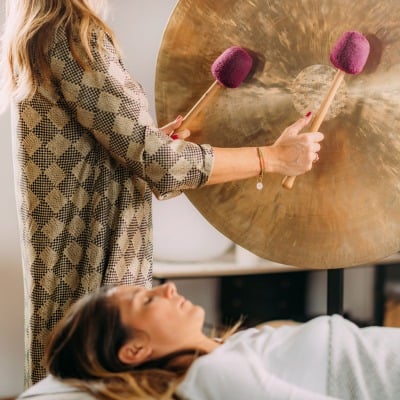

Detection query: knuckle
(304, 135), (314, 145)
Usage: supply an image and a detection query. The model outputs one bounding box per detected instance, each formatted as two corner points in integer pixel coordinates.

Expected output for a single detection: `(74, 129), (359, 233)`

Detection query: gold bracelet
(256, 147), (265, 190)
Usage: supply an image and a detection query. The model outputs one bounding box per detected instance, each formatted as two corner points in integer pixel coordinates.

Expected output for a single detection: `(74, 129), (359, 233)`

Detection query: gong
(155, 0), (400, 269)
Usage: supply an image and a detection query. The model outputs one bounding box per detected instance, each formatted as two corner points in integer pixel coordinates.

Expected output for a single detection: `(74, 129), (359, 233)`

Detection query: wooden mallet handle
(178, 81), (220, 131)
(177, 46), (253, 133)
(281, 69), (345, 190)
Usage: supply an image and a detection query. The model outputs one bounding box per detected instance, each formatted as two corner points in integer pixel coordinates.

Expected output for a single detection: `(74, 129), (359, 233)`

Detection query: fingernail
(175, 115), (183, 121)
(305, 111), (312, 117)
(171, 134), (179, 140)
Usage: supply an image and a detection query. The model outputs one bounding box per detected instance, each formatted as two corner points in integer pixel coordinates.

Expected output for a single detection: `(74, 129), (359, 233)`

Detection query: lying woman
(19, 283), (400, 400)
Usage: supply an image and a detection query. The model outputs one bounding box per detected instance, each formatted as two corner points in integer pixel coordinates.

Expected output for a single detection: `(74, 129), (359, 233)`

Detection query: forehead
(107, 285), (143, 302)
(107, 286), (147, 327)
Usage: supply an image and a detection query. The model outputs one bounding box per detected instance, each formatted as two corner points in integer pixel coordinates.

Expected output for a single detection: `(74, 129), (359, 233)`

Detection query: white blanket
(328, 315), (400, 399)
(177, 315), (400, 399)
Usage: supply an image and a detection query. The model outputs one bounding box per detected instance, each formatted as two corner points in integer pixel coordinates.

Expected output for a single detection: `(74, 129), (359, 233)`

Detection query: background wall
(0, 0), (376, 396)
(0, 4), (25, 397)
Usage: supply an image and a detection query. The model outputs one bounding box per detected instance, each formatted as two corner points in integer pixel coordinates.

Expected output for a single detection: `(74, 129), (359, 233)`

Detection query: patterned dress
(13, 28), (214, 387)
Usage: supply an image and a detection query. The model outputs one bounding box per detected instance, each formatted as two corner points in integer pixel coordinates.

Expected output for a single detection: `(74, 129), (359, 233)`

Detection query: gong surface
(155, 0), (400, 269)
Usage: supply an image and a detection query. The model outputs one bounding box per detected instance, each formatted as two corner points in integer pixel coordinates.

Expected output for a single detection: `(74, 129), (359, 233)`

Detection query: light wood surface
(153, 250), (400, 280)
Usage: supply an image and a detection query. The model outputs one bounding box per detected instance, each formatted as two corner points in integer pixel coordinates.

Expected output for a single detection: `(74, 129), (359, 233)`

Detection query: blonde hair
(0, 0), (117, 112)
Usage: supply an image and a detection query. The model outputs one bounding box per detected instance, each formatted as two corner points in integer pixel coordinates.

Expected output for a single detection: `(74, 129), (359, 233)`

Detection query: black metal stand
(374, 264), (387, 325)
(327, 268), (344, 315)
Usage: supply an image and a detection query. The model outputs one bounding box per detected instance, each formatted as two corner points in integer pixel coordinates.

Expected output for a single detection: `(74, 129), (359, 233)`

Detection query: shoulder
(176, 347), (256, 400)
(50, 25), (118, 64)
(178, 330), (272, 390)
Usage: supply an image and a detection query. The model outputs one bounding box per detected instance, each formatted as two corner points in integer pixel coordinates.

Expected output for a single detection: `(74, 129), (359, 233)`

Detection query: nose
(162, 282), (177, 298)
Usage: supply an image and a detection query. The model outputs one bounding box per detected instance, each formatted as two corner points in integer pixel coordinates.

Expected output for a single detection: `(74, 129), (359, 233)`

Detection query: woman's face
(109, 283), (206, 359)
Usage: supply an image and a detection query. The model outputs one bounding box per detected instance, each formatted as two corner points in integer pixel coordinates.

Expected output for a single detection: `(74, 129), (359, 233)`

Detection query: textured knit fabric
(177, 316), (335, 400)
(327, 315), (400, 399)
(13, 27), (213, 387)
(176, 315), (400, 400)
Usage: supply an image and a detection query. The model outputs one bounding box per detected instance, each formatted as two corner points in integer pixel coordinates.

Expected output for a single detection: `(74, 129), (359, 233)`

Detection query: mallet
(282, 31), (370, 190)
(178, 46), (253, 131)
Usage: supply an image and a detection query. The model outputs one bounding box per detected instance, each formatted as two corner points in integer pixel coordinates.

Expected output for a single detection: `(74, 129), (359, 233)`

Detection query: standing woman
(0, 0), (323, 387)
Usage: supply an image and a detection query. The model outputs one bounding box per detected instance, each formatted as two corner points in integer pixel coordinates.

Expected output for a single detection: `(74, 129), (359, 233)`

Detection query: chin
(193, 303), (205, 313)
(195, 305), (206, 323)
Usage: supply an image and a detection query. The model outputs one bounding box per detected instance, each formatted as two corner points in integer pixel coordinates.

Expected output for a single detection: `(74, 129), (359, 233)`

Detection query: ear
(118, 338), (152, 366)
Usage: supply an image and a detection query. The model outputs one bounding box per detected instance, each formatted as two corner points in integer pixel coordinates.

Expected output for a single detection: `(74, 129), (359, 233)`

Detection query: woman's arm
(207, 114), (323, 185)
(50, 29), (213, 198)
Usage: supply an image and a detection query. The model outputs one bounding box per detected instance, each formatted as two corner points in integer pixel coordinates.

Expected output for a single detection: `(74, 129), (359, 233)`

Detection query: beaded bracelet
(256, 147), (265, 190)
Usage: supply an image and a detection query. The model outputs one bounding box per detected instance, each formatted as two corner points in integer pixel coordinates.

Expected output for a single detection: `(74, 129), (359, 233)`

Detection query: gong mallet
(282, 31), (370, 190)
(177, 46), (253, 131)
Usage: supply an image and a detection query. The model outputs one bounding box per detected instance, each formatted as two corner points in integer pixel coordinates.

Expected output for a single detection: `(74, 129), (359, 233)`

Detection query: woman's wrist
(256, 147), (266, 190)
(259, 146), (277, 174)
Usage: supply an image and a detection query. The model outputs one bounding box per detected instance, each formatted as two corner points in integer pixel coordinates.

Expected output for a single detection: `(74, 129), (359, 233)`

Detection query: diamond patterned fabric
(13, 28), (214, 387)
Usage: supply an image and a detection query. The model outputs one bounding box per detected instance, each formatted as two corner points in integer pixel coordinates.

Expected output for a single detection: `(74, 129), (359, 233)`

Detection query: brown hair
(47, 286), (242, 399)
(0, 0), (118, 110)
(47, 286), (199, 400)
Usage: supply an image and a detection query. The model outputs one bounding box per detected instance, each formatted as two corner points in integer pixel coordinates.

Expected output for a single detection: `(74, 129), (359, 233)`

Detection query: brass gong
(155, 0), (400, 269)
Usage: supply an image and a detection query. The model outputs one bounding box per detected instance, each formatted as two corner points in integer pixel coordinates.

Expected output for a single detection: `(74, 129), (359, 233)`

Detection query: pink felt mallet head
(178, 46), (253, 130)
(330, 31), (370, 75)
(211, 46), (254, 88)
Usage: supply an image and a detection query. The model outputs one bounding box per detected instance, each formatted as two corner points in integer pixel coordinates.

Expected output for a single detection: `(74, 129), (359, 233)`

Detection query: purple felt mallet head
(211, 46), (253, 88)
(330, 31), (370, 75)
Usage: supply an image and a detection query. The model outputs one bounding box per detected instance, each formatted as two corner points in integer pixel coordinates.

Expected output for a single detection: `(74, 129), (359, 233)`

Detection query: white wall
(0, 3), (25, 395)
(107, 0), (178, 117)
(0, 99), (24, 396)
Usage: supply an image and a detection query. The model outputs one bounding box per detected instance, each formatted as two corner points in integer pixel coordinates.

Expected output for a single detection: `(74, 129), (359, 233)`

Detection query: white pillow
(18, 375), (95, 400)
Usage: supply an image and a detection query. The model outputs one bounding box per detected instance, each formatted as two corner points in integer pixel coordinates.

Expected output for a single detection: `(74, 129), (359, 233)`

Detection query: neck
(141, 338), (220, 373)
(190, 333), (222, 354)
(203, 337), (222, 352)
(142, 333), (222, 372)
(163, 338), (221, 372)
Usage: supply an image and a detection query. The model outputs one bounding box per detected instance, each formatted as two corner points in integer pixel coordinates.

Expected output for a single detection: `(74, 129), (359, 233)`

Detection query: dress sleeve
(48, 28), (214, 199)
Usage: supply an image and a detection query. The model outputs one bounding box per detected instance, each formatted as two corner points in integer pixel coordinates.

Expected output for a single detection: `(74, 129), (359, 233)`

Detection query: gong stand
(155, 0), (400, 315)
(327, 269), (344, 315)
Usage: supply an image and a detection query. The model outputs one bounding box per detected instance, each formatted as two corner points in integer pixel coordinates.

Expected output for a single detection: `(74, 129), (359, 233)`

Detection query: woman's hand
(264, 113), (324, 176)
(159, 115), (191, 140)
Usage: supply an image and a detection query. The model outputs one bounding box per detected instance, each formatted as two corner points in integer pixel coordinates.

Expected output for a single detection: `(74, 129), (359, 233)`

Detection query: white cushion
(18, 375), (96, 399)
